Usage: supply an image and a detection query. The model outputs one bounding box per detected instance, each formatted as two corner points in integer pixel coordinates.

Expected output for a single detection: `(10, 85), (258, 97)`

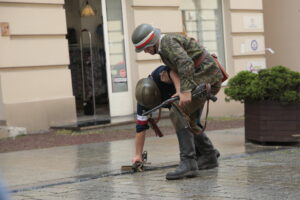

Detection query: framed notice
(243, 15), (263, 30)
(246, 60), (266, 73)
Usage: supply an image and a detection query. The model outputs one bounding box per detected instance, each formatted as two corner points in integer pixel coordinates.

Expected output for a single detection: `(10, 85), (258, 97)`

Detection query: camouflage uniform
(159, 33), (223, 134)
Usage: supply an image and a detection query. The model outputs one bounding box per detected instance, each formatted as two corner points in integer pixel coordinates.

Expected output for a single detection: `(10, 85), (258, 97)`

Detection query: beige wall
(230, 0), (262, 10)
(0, 0), (76, 132)
(0, 80), (4, 123)
(1, 0), (282, 132)
(0, 67), (73, 104)
(210, 88), (243, 117)
(229, 0), (266, 73)
(263, 0), (300, 72)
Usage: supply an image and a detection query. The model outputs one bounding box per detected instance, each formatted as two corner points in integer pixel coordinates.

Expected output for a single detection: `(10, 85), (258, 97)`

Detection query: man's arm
(169, 70), (180, 94)
(132, 131), (146, 163)
(170, 70), (192, 107)
(133, 104), (149, 163)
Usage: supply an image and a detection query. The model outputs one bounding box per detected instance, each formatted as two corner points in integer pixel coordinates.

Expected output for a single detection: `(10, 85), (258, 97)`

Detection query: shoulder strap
(198, 84), (211, 135)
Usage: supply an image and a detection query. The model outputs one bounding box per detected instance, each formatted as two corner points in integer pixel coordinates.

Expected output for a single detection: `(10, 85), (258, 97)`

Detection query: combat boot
(194, 133), (219, 170)
(166, 128), (198, 180)
(197, 153), (218, 170)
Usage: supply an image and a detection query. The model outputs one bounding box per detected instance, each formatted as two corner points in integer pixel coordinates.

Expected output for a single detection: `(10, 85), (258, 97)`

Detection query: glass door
(101, 0), (133, 116)
(65, 0), (110, 126)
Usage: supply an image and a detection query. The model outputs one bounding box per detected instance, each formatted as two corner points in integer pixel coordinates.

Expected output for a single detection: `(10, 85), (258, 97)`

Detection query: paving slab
(9, 148), (300, 200)
(1, 128), (244, 188)
(0, 127), (299, 200)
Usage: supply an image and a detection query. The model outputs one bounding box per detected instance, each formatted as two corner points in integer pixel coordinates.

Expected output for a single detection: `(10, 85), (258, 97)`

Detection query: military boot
(166, 128), (198, 180)
(194, 133), (219, 170)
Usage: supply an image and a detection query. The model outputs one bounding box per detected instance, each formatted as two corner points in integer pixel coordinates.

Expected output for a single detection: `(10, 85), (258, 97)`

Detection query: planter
(245, 102), (300, 143)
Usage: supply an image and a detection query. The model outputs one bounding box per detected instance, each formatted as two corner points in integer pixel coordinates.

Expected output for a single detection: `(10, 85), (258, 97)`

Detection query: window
(180, 0), (226, 67)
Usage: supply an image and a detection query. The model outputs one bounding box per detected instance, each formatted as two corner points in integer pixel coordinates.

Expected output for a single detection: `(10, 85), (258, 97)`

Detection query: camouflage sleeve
(163, 37), (197, 92)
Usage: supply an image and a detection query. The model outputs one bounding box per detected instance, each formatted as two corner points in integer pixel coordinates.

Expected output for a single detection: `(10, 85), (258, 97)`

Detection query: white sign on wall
(243, 15), (263, 30)
(240, 38), (264, 54)
(233, 58), (266, 74)
(246, 60), (266, 73)
(230, 0), (263, 10)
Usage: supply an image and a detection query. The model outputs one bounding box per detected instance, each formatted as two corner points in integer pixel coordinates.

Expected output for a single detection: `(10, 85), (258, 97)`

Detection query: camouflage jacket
(159, 34), (222, 92)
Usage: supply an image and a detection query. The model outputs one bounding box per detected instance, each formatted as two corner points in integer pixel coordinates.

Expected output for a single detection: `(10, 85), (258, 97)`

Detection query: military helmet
(135, 78), (161, 109)
(132, 24), (161, 53)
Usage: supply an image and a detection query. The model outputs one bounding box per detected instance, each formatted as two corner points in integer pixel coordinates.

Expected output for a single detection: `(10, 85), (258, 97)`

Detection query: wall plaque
(243, 15), (263, 30)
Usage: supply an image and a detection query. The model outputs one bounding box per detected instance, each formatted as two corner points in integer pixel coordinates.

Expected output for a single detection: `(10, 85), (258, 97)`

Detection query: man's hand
(171, 92), (180, 98)
(169, 70), (191, 107)
(179, 91), (192, 107)
(132, 154), (143, 164)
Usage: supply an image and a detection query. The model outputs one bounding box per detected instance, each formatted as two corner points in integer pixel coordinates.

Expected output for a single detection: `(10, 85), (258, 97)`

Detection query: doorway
(65, 0), (110, 126)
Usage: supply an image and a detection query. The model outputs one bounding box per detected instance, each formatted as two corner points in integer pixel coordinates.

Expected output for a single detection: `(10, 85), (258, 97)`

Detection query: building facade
(0, 0), (298, 132)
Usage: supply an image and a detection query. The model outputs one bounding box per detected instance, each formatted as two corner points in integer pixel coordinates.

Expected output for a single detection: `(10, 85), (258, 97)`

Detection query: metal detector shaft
(142, 83), (217, 116)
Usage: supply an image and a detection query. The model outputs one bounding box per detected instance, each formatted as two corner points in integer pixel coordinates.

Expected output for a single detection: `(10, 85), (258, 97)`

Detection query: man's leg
(191, 78), (223, 170)
(190, 107), (220, 170)
(194, 132), (219, 170)
(166, 105), (198, 180)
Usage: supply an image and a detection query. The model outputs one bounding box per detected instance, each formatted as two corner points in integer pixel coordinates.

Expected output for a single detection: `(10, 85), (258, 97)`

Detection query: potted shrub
(224, 66), (300, 143)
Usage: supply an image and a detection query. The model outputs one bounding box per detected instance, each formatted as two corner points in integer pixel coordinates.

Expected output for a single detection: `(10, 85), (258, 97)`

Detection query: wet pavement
(0, 127), (299, 200)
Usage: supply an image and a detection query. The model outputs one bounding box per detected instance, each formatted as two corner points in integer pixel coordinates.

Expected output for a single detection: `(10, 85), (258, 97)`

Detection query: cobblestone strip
(11, 148), (300, 200)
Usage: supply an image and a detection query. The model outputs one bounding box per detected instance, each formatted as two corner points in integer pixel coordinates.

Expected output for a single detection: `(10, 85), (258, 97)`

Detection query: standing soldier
(132, 24), (224, 180)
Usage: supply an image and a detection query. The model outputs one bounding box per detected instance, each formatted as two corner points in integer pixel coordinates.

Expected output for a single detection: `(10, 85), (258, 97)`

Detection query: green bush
(224, 66), (300, 104)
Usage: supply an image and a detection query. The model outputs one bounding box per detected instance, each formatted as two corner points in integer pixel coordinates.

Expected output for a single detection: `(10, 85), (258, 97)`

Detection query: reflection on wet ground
(9, 148), (300, 200)
(0, 128), (299, 200)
